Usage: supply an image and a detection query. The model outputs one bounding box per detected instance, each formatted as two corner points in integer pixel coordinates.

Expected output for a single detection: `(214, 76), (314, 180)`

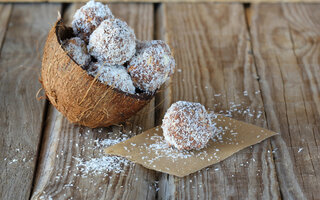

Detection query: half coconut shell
(41, 19), (154, 128)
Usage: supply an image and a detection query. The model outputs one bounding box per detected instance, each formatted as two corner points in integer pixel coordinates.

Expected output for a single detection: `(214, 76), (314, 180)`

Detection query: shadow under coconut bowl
(41, 19), (155, 128)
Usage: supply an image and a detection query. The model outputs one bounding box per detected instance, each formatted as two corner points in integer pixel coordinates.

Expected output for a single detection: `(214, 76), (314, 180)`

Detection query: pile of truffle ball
(162, 101), (216, 150)
(62, 0), (175, 95)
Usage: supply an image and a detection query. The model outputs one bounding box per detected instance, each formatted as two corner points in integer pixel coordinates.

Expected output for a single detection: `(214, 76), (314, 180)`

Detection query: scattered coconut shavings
(148, 140), (193, 160)
(88, 63), (136, 94)
(211, 101), (264, 119)
(75, 137), (130, 176)
(128, 40), (175, 93)
(161, 101), (216, 150)
(3, 149), (34, 167)
(8, 159), (18, 164)
(209, 112), (243, 146)
(39, 195), (53, 200)
(72, 0), (114, 43)
(76, 156), (129, 174)
(123, 134), (219, 165)
(62, 37), (91, 67)
(88, 18), (136, 65)
(97, 137), (128, 147)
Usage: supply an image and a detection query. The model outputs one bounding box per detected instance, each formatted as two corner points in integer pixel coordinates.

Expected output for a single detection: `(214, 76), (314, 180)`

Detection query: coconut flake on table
(210, 100), (264, 119)
(75, 136), (130, 176)
(76, 154), (129, 175)
(62, 37), (91, 68)
(128, 40), (175, 93)
(88, 62), (136, 94)
(88, 18), (136, 65)
(72, 0), (114, 43)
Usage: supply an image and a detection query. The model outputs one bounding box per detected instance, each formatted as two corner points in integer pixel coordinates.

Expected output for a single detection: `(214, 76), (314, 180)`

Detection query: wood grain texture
(156, 3), (280, 199)
(0, 4), (61, 200)
(31, 3), (157, 200)
(0, 4), (12, 50)
(250, 4), (320, 199)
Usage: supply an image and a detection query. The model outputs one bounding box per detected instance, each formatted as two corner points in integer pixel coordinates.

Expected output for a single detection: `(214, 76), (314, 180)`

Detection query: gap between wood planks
(0, 4), (12, 54)
(28, 5), (66, 200)
(0, 4), (62, 200)
(244, 3), (320, 199)
(244, 4), (304, 199)
(154, 3), (280, 199)
(28, 4), (75, 199)
(243, 3), (284, 199)
(28, 101), (49, 200)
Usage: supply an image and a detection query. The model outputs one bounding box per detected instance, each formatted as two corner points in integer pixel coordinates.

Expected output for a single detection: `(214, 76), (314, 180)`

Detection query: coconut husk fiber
(41, 19), (154, 128)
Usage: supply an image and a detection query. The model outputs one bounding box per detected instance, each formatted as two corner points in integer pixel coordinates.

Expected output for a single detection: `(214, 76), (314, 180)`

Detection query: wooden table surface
(0, 2), (319, 200)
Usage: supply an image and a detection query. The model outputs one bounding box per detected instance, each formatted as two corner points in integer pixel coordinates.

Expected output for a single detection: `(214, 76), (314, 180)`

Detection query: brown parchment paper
(105, 113), (278, 177)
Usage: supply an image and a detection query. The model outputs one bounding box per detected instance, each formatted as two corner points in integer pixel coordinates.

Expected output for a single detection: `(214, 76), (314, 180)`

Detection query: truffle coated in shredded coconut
(62, 37), (91, 67)
(161, 101), (215, 150)
(88, 18), (136, 65)
(88, 62), (136, 94)
(72, 0), (114, 43)
(128, 40), (175, 93)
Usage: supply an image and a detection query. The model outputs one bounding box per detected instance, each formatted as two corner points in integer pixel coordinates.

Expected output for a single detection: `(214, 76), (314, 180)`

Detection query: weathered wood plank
(0, 4), (61, 200)
(0, 4), (12, 50)
(31, 3), (157, 200)
(250, 3), (320, 199)
(156, 3), (280, 199)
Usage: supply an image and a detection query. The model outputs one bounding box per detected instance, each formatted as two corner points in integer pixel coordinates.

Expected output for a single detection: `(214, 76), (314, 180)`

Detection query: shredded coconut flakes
(75, 137), (130, 176)
(88, 63), (136, 94)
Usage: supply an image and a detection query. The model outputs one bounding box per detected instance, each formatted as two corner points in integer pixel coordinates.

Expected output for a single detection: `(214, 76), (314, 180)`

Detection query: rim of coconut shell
(55, 19), (155, 101)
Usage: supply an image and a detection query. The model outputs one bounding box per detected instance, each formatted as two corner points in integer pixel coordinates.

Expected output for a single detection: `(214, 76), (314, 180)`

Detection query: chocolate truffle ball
(128, 40), (175, 93)
(72, 0), (114, 43)
(62, 37), (91, 68)
(88, 18), (136, 65)
(161, 101), (215, 150)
